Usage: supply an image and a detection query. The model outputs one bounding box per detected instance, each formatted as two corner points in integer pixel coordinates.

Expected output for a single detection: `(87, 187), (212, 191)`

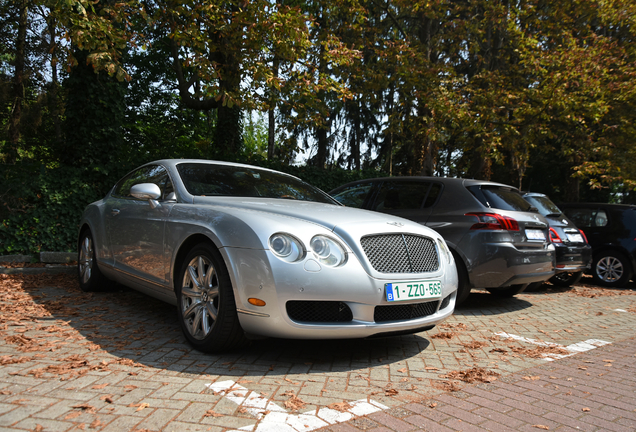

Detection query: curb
(0, 252), (76, 275)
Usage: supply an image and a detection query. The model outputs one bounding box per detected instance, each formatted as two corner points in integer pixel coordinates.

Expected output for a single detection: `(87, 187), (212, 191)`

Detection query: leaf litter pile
(0, 273), (171, 380)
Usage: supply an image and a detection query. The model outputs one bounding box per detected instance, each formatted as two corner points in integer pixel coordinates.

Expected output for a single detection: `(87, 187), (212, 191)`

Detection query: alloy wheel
(596, 256), (623, 283)
(180, 255), (219, 340)
(79, 235), (93, 284)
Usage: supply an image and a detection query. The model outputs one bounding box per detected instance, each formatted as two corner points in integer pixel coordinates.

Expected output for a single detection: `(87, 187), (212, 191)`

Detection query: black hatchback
(330, 177), (556, 305)
(558, 203), (636, 288)
(523, 193), (592, 287)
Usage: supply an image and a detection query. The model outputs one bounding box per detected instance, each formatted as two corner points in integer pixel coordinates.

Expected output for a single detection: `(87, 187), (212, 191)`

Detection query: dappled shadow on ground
(0, 272), (434, 382)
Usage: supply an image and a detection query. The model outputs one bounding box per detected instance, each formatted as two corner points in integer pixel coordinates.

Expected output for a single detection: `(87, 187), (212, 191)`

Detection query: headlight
(269, 233), (304, 262)
(310, 235), (347, 267)
(436, 238), (452, 264)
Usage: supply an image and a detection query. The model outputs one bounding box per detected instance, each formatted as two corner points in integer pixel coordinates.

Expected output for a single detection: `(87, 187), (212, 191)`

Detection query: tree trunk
(267, 56), (279, 160)
(7, 0), (28, 164)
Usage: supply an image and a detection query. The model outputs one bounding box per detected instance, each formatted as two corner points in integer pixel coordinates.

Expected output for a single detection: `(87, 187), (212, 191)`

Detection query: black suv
(558, 203), (636, 288)
(523, 193), (592, 287)
(330, 177), (556, 304)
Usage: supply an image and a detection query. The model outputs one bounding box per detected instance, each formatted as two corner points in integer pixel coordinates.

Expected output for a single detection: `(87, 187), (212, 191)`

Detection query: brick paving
(0, 271), (635, 431)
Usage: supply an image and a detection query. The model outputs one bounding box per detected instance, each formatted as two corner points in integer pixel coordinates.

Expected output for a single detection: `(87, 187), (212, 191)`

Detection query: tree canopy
(2, 0), (636, 254)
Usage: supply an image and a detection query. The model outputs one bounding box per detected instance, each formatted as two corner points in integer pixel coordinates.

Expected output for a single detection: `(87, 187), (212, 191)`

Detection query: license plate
(385, 280), (442, 302)
(566, 233), (584, 243)
(526, 229), (546, 241)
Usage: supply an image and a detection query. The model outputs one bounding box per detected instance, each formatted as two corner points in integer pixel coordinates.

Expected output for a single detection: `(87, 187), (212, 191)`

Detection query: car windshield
(468, 185), (533, 212)
(524, 195), (562, 217)
(177, 163), (336, 204)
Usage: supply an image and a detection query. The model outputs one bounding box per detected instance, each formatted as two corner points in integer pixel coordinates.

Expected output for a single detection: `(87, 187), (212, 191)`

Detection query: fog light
(248, 298), (266, 306)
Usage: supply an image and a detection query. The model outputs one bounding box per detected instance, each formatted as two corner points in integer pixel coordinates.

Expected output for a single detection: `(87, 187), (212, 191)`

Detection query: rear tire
(175, 243), (247, 353)
(78, 228), (109, 292)
(592, 251), (632, 288)
(486, 284), (528, 297)
(550, 271), (583, 287)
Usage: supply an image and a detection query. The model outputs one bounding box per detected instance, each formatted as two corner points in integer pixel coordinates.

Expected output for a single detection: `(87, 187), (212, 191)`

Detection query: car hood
(190, 196), (425, 232)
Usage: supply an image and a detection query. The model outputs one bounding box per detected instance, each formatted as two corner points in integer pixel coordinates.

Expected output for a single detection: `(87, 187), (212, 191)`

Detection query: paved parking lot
(0, 272), (635, 431)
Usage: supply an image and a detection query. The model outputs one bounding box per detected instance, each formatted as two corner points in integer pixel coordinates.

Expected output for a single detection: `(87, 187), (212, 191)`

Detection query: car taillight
(580, 229), (588, 243)
(549, 228), (562, 243)
(465, 213), (520, 231)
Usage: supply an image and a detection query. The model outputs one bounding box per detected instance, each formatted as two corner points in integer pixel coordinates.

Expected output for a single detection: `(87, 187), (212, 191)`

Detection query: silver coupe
(78, 160), (458, 352)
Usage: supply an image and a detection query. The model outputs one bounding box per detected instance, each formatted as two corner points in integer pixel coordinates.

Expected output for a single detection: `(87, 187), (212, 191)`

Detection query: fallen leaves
(431, 331), (458, 340)
(533, 425), (550, 430)
(203, 409), (224, 417)
(128, 402), (150, 411)
(284, 394), (307, 410)
(523, 376), (541, 381)
(327, 402), (352, 412)
(72, 403), (96, 414)
(440, 367), (500, 384)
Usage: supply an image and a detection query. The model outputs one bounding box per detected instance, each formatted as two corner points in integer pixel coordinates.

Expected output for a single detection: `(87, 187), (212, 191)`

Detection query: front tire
(451, 251), (471, 305)
(550, 271), (583, 287)
(486, 284), (528, 297)
(592, 251), (632, 288)
(176, 243), (247, 353)
(78, 229), (109, 292)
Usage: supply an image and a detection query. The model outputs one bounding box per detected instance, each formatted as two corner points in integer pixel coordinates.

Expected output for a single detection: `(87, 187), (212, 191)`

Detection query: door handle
(111, 209), (121, 216)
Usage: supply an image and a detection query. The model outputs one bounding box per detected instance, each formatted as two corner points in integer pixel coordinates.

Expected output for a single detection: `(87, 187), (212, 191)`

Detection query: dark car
(330, 177), (556, 304)
(558, 203), (636, 288)
(522, 193), (592, 287)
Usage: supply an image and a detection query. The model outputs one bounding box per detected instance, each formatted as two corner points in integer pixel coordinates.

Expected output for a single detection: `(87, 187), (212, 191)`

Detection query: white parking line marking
(494, 332), (611, 361)
(207, 380), (388, 432)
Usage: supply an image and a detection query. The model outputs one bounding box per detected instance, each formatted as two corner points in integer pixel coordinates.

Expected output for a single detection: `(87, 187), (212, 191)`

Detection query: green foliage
(0, 163), (115, 254)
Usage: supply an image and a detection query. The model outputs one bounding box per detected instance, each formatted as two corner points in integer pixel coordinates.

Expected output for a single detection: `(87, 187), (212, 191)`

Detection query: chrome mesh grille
(360, 234), (439, 273)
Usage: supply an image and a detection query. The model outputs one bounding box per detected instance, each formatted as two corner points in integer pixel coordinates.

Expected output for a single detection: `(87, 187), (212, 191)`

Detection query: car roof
(149, 159), (305, 182)
(559, 202), (636, 210)
(333, 176), (518, 190)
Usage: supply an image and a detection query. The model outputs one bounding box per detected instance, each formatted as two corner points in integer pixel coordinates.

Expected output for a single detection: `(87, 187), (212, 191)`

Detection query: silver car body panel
(79, 159), (457, 339)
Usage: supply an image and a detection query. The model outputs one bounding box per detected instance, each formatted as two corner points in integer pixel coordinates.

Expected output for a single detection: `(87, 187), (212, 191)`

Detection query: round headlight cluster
(269, 233), (304, 262)
(310, 235), (347, 267)
(268, 233), (347, 267)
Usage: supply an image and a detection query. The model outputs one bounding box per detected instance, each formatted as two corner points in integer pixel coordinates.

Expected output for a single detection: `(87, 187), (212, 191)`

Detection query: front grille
(286, 301), (353, 323)
(361, 234), (439, 273)
(374, 301), (439, 322)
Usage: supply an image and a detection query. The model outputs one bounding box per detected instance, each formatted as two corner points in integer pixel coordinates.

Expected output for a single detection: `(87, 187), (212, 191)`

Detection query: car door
(104, 164), (176, 284)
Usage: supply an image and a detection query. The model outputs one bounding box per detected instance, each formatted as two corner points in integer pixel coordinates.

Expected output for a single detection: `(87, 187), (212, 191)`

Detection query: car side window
(373, 181), (430, 211)
(113, 165), (174, 200)
(332, 183), (374, 208)
(564, 208), (608, 228)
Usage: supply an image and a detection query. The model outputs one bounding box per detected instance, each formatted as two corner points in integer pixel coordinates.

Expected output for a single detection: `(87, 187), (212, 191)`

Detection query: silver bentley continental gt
(78, 160), (458, 352)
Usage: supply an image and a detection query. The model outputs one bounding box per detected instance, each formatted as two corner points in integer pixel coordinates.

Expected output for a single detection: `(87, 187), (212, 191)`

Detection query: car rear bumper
(463, 241), (556, 288)
(554, 243), (592, 273)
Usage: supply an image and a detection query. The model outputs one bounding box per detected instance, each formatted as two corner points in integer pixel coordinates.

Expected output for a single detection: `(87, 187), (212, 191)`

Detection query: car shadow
(453, 291), (534, 315)
(8, 273), (433, 379)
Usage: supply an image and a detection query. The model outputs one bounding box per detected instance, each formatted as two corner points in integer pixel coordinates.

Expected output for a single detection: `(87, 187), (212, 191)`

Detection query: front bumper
(221, 247), (458, 339)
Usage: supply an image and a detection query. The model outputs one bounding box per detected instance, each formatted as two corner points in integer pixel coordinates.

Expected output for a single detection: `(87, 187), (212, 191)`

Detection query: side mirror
(131, 183), (162, 209)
